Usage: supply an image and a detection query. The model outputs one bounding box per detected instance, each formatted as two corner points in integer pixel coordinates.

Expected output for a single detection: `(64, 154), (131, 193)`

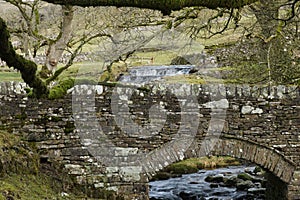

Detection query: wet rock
(244, 167), (254, 174)
(253, 166), (263, 174)
(224, 175), (238, 187)
(205, 174), (224, 183)
(210, 183), (219, 188)
(179, 191), (198, 200)
(150, 165), (266, 199)
(254, 182), (262, 188)
(236, 180), (255, 190)
(152, 172), (180, 180)
(237, 172), (255, 181)
(234, 194), (256, 200)
(253, 166), (265, 176)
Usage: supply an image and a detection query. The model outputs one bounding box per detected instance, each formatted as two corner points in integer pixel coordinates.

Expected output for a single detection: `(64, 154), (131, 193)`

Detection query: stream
(149, 165), (266, 200)
(119, 65), (194, 83)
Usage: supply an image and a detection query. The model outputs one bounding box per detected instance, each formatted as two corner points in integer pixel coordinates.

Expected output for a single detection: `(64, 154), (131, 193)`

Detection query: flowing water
(119, 65), (194, 83)
(149, 165), (266, 200)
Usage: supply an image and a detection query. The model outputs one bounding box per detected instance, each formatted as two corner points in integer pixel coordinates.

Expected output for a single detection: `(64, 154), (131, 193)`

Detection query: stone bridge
(0, 82), (299, 199)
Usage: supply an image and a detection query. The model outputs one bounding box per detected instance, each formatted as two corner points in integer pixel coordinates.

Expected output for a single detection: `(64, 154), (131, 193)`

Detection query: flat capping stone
(74, 83), (300, 99)
(226, 84), (299, 99)
(0, 82), (298, 100)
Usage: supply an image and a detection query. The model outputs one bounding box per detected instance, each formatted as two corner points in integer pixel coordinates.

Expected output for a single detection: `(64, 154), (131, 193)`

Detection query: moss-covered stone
(99, 63), (127, 82)
(237, 172), (254, 181)
(64, 121), (75, 134)
(15, 112), (27, 120)
(165, 163), (199, 174)
(48, 78), (74, 99)
(0, 130), (39, 176)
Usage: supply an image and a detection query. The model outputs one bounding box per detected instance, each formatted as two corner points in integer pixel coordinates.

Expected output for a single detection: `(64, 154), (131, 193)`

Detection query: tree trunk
(0, 17), (48, 97)
(41, 5), (74, 77)
(23, 33), (34, 61)
(252, 0), (292, 83)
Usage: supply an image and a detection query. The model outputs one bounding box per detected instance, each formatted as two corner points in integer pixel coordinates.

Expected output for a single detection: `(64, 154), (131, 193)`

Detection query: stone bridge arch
(183, 137), (296, 183)
(147, 136), (297, 200)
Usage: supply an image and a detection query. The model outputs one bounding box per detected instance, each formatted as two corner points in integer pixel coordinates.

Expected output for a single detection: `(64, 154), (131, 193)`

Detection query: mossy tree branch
(0, 17), (48, 97)
(43, 0), (258, 15)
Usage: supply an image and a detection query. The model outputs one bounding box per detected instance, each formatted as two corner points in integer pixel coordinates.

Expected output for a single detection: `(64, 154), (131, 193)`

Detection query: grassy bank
(0, 130), (98, 200)
(152, 156), (241, 181)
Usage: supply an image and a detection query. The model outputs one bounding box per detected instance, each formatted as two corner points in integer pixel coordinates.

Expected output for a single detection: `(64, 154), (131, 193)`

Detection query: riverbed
(149, 165), (266, 200)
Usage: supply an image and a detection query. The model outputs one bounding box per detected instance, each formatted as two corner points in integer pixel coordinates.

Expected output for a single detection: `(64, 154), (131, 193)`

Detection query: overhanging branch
(0, 17), (48, 97)
(43, 0), (258, 15)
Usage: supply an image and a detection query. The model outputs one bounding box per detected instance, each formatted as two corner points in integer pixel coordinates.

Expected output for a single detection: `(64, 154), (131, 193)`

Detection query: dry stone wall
(0, 82), (299, 199)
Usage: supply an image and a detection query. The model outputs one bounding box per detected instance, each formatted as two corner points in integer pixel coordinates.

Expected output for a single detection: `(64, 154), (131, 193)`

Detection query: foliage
(48, 78), (74, 99)
(208, 37), (300, 85)
(0, 0), (299, 97)
(99, 62), (127, 82)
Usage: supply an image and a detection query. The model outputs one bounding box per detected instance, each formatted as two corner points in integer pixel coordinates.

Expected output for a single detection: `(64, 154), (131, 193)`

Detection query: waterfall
(119, 65), (194, 83)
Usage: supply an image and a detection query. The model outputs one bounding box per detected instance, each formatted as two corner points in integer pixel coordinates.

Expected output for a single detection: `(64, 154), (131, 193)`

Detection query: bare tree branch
(46, 32), (112, 84)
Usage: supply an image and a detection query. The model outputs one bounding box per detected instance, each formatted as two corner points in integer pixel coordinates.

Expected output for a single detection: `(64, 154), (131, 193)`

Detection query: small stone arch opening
(148, 156), (289, 200)
(147, 137), (296, 200)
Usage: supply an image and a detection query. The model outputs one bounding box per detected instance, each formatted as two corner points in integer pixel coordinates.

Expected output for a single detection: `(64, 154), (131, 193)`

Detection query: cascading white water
(119, 65), (194, 83)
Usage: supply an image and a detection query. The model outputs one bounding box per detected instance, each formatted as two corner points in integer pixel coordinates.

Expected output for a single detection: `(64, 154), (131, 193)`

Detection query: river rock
(236, 180), (255, 190)
(224, 175), (238, 187)
(234, 194), (256, 200)
(237, 172), (255, 181)
(204, 174), (224, 183)
(178, 191), (198, 200)
(210, 183), (219, 188)
(253, 166), (263, 174)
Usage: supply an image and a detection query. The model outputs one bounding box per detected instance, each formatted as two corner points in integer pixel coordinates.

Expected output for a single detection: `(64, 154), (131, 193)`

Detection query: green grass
(0, 173), (101, 200)
(165, 156), (241, 173)
(0, 174), (67, 200)
(0, 130), (100, 200)
(163, 73), (230, 84)
(0, 71), (22, 82)
(129, 50), (177, 66)
(152, 156), (241, 180)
